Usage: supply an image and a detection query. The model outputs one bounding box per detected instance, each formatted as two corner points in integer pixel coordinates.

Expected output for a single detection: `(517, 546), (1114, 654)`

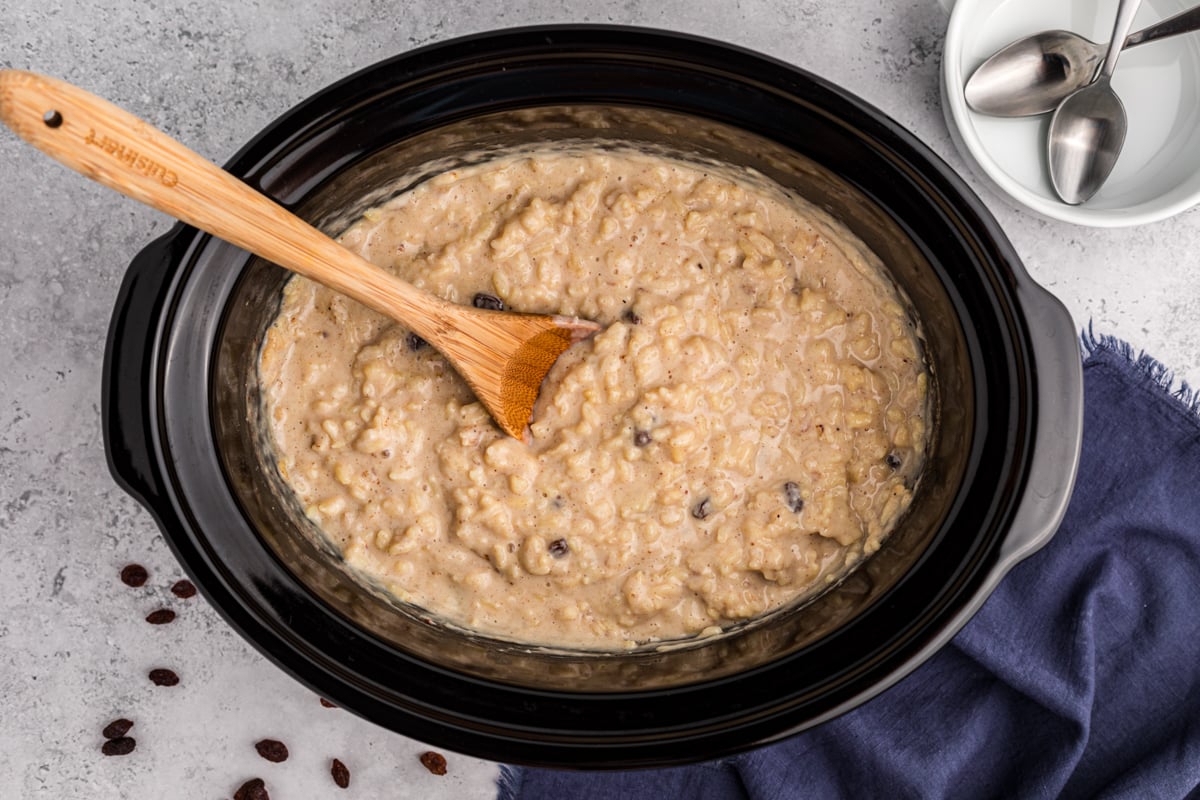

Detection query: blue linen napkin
(498, 333), (1200, 800)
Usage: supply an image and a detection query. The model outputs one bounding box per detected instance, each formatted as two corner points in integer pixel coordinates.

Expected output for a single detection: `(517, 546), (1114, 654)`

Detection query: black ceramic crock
(102, 26), (1082, 768)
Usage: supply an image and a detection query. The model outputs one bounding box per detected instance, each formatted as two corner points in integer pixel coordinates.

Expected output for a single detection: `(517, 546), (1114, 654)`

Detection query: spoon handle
(0, 69), (447, 338)
(1101, 0), (1145, 79)
(1126, 4), (1200, 49)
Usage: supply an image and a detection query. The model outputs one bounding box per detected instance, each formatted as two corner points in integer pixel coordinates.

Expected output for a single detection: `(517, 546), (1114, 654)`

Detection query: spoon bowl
(966, 30), (1104, 116)
(1047, 79), (1128, 203)
(966, 6), (1200, 118)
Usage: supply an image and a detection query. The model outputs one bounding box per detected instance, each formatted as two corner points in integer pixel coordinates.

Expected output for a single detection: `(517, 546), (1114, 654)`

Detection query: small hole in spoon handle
(42, 109), (63, 128)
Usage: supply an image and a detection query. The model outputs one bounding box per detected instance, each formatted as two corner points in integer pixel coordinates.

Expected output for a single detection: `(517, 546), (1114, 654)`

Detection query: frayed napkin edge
(1082, 324), (1200, 422)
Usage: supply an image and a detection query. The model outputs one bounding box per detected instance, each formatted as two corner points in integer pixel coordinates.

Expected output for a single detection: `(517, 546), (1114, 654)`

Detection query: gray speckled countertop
(2, 1), (1198, 798)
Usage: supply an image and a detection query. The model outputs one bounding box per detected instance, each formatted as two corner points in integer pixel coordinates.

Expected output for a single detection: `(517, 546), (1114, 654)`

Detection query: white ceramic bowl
(942, 0), (1200, 226)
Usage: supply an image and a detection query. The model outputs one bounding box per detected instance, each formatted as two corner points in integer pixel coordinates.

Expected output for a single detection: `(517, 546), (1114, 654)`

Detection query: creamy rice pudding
(259, 148), (930, 649)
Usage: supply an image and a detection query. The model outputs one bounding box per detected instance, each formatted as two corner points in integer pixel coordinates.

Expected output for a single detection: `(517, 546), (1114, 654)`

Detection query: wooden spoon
(0, 69), (601, 441)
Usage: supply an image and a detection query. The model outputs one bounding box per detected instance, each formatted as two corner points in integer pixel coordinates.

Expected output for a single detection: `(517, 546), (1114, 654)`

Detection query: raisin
(120, 564), (148, 587)
(472, 292), (504, 311)
(233, 778), (270, 800)
(633, 430), (651, 447)
(783, 481), (804, 513)
(406, 331), (428, 351)
(102, 718), (134, 739)
(692, 498), (712, 520)
(170, 579), (197, 599)
(419, 750), (448, 776)
(885, 452), (902, 469)
(622, 308), (642, 325)
(331, 758), (350, 789)
(319, 697), (337, 708)
(548, 538), (569, 558)
(145, 608), (176, 625)
(148, 668), (179, 686)
(101, 736), (136, 756)
(254, 739), (289, 763)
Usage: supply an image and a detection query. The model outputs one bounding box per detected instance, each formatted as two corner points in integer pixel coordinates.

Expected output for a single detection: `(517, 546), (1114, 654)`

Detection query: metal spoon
(1048, 0), (1143, 204)
(966, 4), (1200, 117)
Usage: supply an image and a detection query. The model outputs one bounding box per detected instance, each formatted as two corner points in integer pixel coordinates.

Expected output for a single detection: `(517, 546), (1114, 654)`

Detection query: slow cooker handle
(102, 227), (190, 517)
(995, 280), (1083, 570)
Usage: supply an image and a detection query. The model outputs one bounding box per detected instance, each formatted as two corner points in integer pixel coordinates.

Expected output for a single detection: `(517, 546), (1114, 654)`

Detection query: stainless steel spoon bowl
(966, 5), (1200, 117)
(1048, 0), (1144, 204)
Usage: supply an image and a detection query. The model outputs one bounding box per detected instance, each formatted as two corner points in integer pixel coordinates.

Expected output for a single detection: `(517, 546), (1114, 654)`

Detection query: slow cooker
(102, 26), (1083, 767)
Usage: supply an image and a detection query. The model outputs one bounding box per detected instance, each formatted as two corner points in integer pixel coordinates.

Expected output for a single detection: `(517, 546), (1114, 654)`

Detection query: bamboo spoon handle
(0, 69), (446, 339)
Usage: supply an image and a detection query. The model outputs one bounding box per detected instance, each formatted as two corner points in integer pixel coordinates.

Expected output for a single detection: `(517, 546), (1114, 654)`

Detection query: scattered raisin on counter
(148, 668), (179, 687)
(783, 481), (804, 513)
(331, 758), (351, 789)
(170, 579), (197, 599)
(101, 737), (136, 756)
(548, 538), (569, 558)
(472, 292), (505, 311)
(691, 497), (713, 520)
(102, 718), (134, 739)
(254, 739), (289, 763)
(233, 777), (270, 800)
(120, 564), (148, 587)
(419, 750), (448, 776)
(319, 697), (337, 708)
(145, 609), (176, 625)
